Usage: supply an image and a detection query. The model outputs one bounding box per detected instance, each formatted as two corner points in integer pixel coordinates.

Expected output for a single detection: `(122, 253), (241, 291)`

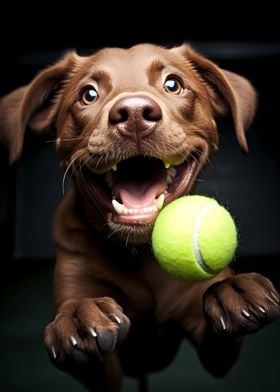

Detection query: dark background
(1, 26), (280, 391)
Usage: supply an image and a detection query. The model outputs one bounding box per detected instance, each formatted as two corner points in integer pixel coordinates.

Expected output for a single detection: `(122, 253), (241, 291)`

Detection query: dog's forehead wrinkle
(84, 45), (174, 82)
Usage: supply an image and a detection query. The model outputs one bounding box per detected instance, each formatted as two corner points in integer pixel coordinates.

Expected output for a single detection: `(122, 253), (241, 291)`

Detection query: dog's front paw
(203, 273), (280, 336)
(44, 297), (130, 371)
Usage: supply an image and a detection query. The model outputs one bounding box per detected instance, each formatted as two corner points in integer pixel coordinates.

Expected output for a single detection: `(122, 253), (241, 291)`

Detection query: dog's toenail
(113, 314), (121, 324)
(241, 309), (250, 318)
(258, 306), (266, 314)
(89, 327), (97, 337)
(51, 346), (57, 359)
(70, 336), (78, 347)
(220, 316), (226, 330)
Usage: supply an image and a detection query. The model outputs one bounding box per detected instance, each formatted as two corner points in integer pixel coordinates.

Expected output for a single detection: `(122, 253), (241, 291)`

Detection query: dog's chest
(110, 252), (203, 325)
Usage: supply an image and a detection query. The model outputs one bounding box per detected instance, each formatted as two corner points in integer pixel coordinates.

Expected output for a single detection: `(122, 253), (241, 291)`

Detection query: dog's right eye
(81, 86), (99, 105)
(163, 77), (183, 94)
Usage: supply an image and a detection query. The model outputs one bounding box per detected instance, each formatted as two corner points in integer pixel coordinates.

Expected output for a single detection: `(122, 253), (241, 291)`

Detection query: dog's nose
(109, 96), (162, 138)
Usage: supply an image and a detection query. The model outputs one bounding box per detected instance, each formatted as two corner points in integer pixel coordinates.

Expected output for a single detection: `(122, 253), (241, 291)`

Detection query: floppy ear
(172, 45), (257, 152)
(0, 52), (79, 163)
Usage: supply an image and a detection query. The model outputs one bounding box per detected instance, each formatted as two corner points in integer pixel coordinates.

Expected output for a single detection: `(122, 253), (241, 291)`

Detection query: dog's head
(0, 43), (256, 243)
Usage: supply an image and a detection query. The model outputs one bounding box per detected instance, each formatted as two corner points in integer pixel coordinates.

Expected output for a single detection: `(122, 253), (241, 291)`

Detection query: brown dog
(1, 43), (280, 391)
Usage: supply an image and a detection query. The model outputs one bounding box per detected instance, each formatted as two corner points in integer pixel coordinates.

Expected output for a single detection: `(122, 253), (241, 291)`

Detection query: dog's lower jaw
(107, 217), (154, 245)
(74, 183), (152, 245)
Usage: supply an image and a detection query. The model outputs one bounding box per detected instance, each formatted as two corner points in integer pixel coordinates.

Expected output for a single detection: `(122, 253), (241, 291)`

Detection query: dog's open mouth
(86, 153), (200, 226)
(110, 156), (199, 225)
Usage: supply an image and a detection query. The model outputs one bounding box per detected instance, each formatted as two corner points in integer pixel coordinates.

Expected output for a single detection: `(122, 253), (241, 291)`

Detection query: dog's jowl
(1, 44), (279, 391)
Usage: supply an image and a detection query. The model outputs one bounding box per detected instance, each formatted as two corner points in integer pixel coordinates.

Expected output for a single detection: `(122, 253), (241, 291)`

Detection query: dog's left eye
(163, 77), (183, 94)
(81, 86), (99, 105)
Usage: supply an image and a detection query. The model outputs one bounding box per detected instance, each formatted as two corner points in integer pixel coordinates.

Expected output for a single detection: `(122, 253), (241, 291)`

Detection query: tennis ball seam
(193, 203), (219, 274)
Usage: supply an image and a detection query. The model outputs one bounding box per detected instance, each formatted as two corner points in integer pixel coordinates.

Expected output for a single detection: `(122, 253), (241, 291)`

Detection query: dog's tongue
(115, 179), (166, 209)
(112, 158), (167, 209)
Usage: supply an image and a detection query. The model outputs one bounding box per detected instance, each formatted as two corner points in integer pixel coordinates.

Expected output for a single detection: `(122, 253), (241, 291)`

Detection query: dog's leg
(44, 297), (129, 391)
(58, 352), (122, 392)
(197, 272), (280, 376)
(44, 252), (131, 391)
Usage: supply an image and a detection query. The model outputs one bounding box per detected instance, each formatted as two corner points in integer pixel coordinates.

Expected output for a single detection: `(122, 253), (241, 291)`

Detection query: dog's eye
(81, 86), (99, 104)
(163, 78), (183, 94)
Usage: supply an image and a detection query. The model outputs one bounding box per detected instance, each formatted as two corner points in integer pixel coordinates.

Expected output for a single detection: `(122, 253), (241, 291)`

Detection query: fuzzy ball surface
(152, 195), (237, 281)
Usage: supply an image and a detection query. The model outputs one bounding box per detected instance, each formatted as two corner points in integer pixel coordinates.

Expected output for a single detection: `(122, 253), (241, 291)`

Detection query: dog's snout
(109, 96), (162, 138)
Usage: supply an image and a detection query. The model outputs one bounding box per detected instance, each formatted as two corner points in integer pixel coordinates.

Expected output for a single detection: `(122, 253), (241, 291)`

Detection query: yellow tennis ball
(152, 195), (237, 281)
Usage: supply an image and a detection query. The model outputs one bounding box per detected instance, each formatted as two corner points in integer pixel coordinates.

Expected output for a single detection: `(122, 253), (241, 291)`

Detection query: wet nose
(109, 95), (162, 138)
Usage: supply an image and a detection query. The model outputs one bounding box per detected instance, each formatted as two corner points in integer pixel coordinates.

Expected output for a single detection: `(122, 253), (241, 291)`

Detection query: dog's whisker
(125, 230), (131, 247)
(62, 154), (83, 195)
(147, 134), (206, 165)
(106, 226), (123, 241)
(95, 155), (104, 169)
(46, 136), (86, 144)
(79, 152), (91, 173)
(195, 178), (206, 183)
(60, 136), (86, 142)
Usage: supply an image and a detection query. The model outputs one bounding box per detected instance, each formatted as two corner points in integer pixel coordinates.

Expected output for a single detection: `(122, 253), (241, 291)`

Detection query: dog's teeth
(164, 161), (171, 169)
(169, 166), (177, 176)
(112, 199), (124, 214)
(154, 194), (165, 210)
(113, 199), (164, 216)
(167, 166), (177, 184)
(167, 176), (172, 185)
(112, 164), (117, 171)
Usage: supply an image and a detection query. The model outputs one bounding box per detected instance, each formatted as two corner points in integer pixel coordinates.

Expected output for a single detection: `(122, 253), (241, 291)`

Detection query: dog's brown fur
(1, 44), (279, 391)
